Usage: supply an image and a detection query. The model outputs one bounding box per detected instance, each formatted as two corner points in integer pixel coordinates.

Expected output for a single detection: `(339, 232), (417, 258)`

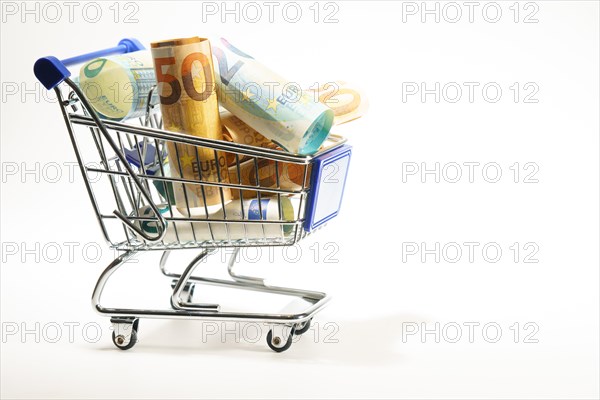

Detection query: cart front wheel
(266, 328), (294, 353)
(112, 328), (138, 350)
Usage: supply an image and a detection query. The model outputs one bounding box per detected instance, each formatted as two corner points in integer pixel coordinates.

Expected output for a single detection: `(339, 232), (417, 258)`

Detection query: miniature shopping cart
(34, 39), (351, 352)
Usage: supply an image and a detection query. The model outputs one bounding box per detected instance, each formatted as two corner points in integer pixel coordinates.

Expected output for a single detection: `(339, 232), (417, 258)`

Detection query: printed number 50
(154, 53), (214, 105)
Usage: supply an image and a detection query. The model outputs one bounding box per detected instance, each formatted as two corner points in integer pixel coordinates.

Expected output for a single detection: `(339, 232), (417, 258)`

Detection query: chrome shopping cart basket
(34, 39), (352, 352)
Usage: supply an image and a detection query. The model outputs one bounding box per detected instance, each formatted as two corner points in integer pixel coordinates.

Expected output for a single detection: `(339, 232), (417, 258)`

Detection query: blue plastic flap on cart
(124, 142), (167, 172)
(34, 38), (145, 90)
(304, 145), (352, 232)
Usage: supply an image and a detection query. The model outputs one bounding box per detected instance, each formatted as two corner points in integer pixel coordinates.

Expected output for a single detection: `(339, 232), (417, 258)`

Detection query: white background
(1, 1), (599, 398)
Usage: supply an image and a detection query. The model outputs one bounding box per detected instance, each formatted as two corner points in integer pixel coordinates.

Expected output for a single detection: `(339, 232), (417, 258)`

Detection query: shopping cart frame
(35, 39), (351, 352)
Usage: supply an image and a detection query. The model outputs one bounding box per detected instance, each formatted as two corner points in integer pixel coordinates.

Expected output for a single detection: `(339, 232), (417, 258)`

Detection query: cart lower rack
(34, 39), (352, 352)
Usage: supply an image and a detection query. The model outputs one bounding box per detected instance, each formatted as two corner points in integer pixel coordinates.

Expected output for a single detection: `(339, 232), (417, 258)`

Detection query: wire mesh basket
(61, 84), (349, 251)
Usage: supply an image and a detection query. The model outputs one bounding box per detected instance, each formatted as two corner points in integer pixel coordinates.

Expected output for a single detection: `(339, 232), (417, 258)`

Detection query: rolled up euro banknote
(219, 79), (365, 161)
(212, 38), (334, 155)
(228, 158), (306, 199)
(221, 110), (280, 151)
(136, 197), (294, 242)
(78, 51), (158, 120)
(151, 37), (231, 214)
(220, 110), (281, 166)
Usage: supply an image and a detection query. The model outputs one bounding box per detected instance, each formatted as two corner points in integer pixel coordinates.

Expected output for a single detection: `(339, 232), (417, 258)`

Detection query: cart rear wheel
(266, 328), (294, 353)
(112, 328), (138, 350)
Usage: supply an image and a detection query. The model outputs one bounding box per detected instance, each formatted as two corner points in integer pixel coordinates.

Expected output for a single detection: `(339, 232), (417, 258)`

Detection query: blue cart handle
(34, 38), (145, 90)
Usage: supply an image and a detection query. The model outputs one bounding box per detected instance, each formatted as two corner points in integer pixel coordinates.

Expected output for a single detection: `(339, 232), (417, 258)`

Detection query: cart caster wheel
(266, 328), (294, 353)
(112, 328), (137, 350)
(294, 319), (312, 336)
